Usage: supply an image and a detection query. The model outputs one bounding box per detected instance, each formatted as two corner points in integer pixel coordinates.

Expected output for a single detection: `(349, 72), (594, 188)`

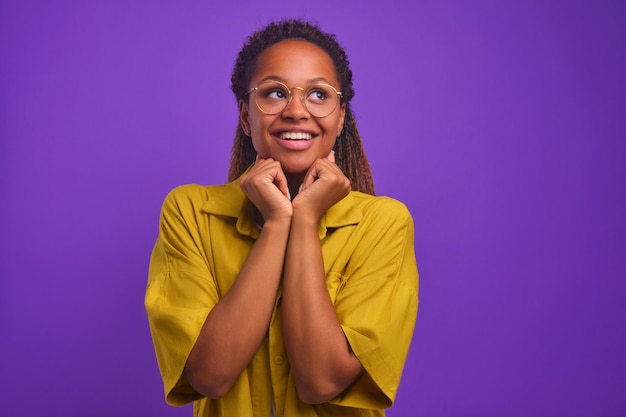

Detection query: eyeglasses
(246, 80), (342, 118)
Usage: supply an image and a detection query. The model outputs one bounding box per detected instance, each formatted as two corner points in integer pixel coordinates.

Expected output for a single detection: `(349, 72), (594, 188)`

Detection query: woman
(145, 19), (418, 417)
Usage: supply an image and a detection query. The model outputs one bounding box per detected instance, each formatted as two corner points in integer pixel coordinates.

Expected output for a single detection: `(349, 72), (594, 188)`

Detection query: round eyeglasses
(246, 80), (342, 118)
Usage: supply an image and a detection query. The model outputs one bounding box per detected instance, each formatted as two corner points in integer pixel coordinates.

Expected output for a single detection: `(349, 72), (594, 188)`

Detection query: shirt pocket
(325, 270), (348, 304)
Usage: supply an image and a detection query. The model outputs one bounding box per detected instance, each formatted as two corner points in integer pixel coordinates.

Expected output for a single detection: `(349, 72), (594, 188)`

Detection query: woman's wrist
(261, 216), (293, 233)
(291, 208), (322, 230)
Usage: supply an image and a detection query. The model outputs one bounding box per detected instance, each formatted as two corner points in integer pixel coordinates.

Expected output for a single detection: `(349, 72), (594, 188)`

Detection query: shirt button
(275, 355), (284, 365)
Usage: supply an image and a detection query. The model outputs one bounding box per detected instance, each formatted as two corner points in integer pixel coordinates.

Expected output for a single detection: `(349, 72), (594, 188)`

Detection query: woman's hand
(293, 150), (351, 221)
(240, 156), (293, 222)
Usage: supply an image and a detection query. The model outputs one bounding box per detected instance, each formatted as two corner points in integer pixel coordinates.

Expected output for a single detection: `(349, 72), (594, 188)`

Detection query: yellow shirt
(145, 176), (418, 417)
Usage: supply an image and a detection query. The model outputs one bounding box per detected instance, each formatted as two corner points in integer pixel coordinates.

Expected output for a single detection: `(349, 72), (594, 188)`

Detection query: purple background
(1, 1), (625, 416)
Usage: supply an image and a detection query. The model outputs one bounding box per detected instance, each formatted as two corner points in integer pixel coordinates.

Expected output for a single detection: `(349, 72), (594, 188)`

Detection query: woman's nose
(281, 88), (310, 119)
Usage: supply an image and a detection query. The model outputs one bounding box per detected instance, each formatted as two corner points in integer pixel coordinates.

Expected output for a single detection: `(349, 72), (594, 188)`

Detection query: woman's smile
(273, 129), (317, 150)
(278, 131), (314, 140)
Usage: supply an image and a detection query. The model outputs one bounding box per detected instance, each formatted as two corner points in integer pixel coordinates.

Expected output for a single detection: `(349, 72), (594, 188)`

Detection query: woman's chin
(278, 157), (314, 175)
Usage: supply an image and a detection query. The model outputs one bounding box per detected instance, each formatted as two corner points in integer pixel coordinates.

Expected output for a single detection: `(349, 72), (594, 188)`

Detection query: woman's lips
(274, 131), (316, 150)
(279, 131), (314, 140)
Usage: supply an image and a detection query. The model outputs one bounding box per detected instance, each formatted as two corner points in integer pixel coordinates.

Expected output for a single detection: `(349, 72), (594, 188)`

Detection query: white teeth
(279, 132), (313, 140)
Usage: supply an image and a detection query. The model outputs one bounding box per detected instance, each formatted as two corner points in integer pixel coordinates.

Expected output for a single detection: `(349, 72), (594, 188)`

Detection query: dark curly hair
(228, 19), (375, 195)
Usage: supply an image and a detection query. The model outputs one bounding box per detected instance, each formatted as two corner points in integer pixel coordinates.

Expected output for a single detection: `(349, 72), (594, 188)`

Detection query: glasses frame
(246, 80), (343, 118)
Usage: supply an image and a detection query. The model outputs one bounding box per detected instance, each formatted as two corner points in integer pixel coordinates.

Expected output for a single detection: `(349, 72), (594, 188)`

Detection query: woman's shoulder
(165, 183), (221, 198)
(160, 183), (233, 212)
(349, 191), (413, 221)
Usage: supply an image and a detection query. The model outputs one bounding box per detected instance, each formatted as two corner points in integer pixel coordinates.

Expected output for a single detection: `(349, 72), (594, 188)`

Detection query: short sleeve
(331, 198), (419, 409)
(145, 186), (219, 405)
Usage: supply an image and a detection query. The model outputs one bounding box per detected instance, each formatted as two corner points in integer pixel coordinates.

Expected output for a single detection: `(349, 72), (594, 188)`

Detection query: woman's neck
(286, 172), (305, 201)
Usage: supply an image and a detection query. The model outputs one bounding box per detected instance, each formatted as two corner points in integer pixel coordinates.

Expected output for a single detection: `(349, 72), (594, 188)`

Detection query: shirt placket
(268, 291), (289, 417)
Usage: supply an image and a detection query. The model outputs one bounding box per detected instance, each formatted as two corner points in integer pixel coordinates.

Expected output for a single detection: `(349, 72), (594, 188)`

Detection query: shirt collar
(200, 176), (260, 239)
(201, 172), (363, 239)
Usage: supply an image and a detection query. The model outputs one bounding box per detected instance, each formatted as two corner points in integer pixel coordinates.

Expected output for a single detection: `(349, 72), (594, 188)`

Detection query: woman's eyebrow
(306, 76), (333, 85)
(258, 75), (286, 83)
(257, 75), (334, 85)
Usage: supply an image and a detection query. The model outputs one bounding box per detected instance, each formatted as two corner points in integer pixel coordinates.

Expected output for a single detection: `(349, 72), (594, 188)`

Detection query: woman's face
(239, 39), (345, 176)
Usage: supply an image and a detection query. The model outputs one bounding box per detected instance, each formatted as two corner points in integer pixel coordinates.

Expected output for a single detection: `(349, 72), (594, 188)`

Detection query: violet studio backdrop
(1, 0), (625, 416)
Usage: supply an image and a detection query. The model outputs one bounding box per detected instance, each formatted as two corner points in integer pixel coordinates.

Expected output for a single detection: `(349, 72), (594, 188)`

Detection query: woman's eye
(266, 89), (287, 99)
(308, 89), (328, 101)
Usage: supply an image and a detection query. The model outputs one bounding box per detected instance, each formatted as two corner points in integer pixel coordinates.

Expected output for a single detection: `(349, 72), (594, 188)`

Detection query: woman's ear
(337, 103), (346, 137)
(238, 99), (251, 136)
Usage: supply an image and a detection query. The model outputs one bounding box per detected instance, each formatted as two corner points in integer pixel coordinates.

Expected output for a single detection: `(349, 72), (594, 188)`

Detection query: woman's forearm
(184, 218), (290, 398)
(282, 212), (362, 404)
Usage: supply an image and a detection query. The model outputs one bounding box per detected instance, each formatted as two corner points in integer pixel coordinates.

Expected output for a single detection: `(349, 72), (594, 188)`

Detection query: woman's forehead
(252, 39), (339, 86)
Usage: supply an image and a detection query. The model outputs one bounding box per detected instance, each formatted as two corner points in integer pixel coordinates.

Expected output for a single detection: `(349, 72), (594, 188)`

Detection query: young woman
(146, 19), (418, 417)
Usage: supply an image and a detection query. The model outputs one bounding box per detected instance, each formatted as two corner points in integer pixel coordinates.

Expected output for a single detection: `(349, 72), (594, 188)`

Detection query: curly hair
(228, 19), (375, 195)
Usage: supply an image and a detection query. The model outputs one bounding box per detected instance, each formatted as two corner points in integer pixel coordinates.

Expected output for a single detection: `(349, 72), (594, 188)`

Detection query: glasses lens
(255, 82), (290, 115)
(254, 82), (339, 117)
(304, 85), (339, 117)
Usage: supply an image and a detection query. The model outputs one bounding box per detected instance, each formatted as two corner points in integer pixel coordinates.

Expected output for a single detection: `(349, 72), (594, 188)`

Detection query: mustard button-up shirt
(145, 176), (418, 417)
